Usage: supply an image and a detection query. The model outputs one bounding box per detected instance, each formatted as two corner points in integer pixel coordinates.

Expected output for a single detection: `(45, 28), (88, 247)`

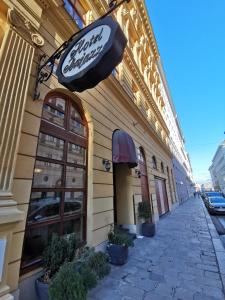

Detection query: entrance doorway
(155, 177), (169, 216)
(113, 164), (133, 225)
(112, 129), (138, 226)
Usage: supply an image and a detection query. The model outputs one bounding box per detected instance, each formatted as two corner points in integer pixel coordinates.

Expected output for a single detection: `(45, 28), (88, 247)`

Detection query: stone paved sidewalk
(88, 197), (225, 300)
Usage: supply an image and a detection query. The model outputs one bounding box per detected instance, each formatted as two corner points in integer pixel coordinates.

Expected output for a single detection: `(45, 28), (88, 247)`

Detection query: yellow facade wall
(0, 0), (178, 298)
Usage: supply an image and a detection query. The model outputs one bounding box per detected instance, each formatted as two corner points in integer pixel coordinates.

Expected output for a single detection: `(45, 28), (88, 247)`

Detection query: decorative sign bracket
(33, 0), (130, 100)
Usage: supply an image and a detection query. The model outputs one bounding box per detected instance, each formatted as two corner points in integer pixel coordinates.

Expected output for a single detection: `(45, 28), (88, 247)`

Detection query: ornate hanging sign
(56, 16), (127, 92)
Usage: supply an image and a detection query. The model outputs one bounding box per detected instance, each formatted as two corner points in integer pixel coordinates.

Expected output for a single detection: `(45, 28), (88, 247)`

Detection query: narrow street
(88, 197), (225, 300)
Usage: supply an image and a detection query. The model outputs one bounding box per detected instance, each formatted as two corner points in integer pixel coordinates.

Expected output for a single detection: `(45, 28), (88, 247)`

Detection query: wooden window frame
(21, 92), (88, 274)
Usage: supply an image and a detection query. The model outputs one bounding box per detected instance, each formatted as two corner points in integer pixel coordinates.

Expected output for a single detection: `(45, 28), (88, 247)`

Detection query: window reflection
(37, 133), (64, 160)
(64, 191), (83, 215)
(33, 160), (63, 188)
(70, 106), (86, 136)
(70, 119), (86, 137)
(43, 104), (64, 127)
(67, 143), (86, 165)
(22, 223), (60, 264)
(28, 192), (61, 223)
(66, 166), (85, 188)
(48, 97), (66, 111)
(63, 218), (82, 238)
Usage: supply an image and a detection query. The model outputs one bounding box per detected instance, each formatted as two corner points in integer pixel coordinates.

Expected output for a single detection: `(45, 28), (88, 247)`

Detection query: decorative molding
(0, 207), (24, 225)
(0, 29), (35, 193)
(7, 8), (44, 46)
(123, 48), (169, 137)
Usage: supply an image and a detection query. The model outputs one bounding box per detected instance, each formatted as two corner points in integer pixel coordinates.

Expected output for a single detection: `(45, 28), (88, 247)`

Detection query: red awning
(112, 130), (137, 168)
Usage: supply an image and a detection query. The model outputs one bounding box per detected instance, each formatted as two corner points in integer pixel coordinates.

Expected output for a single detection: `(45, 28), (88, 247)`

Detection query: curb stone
(202, 200), (225, 295)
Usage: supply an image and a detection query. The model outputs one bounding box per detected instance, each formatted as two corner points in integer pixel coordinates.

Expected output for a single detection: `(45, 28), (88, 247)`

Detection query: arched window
(161, 162), (164, 173)
(152, 155), (157, 170)
(21, 93), (88, 272)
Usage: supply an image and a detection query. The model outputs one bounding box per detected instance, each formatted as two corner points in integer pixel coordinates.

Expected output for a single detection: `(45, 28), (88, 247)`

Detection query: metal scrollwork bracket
(33, 0), (130, 100)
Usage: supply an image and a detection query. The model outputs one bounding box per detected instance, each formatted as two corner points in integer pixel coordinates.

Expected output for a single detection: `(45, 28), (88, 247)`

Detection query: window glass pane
(71, 105), (82, 121)
(64, 191), (83, 215)
(70, 119), (86, 136)
(66, 166), (85, 188)
(63, 0), (84, 29)
(33, 160), (63, 188)
(28, 191), (61, 223)
(22, 223), (60, 265)
(48, 97), (66, 111)
(37, 133), (64, 161)
(43, 104), (64, 127)
(67, 143), (86, 165)
(63, 218), (82, 238)
(70, 106), (86, 136)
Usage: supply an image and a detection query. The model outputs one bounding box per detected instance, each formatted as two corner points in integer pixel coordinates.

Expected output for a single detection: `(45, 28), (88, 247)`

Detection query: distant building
(157, 60), (194, 203)
(195, 183), (201, 192)
(201, 181), (214, 192)
(209, 141), (225, 193)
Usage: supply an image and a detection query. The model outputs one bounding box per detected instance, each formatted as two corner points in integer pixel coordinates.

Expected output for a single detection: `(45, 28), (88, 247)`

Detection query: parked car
(207, 197), (225, 215)
(205, 192), (224, 198)
(203, 192), (224, 208)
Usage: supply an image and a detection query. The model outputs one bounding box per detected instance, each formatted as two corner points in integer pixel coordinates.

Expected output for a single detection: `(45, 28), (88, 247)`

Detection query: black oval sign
(56, 16), (127, 92)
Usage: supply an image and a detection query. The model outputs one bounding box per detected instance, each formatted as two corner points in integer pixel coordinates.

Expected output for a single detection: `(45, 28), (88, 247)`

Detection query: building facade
(201, 181), (214, 192)
(157, 60), (194, 203)
(0, 1), (189, 299)
(209, 141), (225, 193)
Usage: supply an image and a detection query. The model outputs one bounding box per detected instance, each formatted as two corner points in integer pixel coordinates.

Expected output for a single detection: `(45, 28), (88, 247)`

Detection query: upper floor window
(63, 0), (86, 29)
(152, 155), (157, 170)
(161, 162), (164, 173)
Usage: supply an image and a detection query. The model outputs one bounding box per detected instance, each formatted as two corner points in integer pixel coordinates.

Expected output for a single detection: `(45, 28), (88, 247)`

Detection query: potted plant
(107, 227), (134, 265)
(35, 233), (78, 300)
(138, 201), (155, 237)
(74, 246), (110, 283)
(49, 247), (111, 300)
(49, 262), (87, 300)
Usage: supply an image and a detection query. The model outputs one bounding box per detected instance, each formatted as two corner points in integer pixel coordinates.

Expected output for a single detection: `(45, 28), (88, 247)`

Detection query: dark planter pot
(142, 222), (155, 237)
(35, 278), (49, 300)
(107, 244), (128, 265)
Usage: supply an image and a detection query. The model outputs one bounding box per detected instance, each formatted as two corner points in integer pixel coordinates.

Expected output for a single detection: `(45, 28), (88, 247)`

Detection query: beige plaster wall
(0, 0), (178, 298)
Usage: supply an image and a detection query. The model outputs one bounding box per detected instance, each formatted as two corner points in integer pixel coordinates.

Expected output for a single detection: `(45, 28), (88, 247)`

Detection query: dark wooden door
(162, 180), (169, 213)
(155, 179), (162, 215)
(155, 177), (169, 216)
(139, 148), (150, 203)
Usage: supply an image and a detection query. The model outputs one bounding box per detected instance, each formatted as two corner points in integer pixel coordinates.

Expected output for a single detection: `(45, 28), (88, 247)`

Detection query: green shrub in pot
(87, 251), (111, 279)
(107, 227), (134, 265)
(75, 247), (110, 280)
(138, 201), (155, 237)
(35, 233), (78, 300)
(49, 262), (87, 300)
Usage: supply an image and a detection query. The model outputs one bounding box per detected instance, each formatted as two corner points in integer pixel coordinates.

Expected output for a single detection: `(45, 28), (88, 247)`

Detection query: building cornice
(135, 0), (159, 60)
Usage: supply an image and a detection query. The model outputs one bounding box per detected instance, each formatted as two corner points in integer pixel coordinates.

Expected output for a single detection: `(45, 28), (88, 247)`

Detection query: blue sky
(147, 0), (225, 183)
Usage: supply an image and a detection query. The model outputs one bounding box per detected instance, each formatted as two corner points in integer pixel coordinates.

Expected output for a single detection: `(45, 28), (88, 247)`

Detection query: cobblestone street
(88, 197), (225, 300)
